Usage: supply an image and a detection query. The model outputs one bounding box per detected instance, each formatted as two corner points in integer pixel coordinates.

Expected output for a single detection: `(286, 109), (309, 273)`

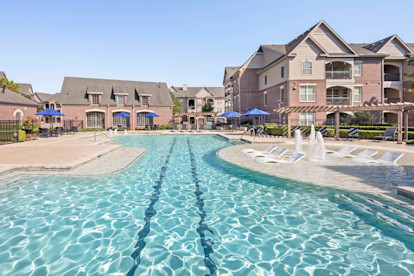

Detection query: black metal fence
(0, 120), (20, 143)
(63, 120), (83, 131)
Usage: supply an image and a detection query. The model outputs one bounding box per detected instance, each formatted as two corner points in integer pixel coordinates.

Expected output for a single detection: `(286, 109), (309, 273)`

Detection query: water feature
(114, 128), (118, 135)
(124, 130), (128, 135)
(294, 129), (302, 153)
(315, 131), (326, 160)
(109, 129), (113, 137)
(0, 135), (413, 275)
(307, 124), (316, 160)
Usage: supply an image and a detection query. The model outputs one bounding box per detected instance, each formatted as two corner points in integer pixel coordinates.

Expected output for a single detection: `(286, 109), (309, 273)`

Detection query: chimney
(183, 84), (187, 91)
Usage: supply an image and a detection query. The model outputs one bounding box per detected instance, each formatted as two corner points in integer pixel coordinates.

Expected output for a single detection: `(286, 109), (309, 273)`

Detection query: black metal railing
(64, 120), (83, 131)
(326, 71), (352, 79)
(0, 120), (20, 143)
(384, 73), (400, 81)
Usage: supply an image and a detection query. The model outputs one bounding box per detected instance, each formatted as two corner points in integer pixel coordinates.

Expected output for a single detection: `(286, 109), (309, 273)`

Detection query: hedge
(407, 140), (414, 145)
(19, 130), (26, 142)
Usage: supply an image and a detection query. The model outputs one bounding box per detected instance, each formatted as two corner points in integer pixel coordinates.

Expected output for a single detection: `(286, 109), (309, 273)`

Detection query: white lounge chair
(256, 152), (305, 164)
(330, 146), (357, 158)
(247, 147), (285, 158)
(254, 148), (289, 162)
(241, 144), (277, 154)
(341, 149), (378, 159)
(353, 151), (404, 164)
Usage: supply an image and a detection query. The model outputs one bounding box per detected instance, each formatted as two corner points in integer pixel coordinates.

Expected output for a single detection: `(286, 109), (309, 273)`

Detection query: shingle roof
(35, 92), (61, 103)
(172, 86), (224, 98)
(363, 35), (394, 53)
(0, 88), (38, 106)
(59, 77), (173, 107)
(285, 23), (319, 54)
(16, 83), (33, 96)
(225, 67), (239, 78)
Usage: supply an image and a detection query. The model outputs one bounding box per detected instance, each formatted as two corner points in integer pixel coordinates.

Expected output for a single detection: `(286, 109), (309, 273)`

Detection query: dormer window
(118, 95), (125, 105)
(142, 96), (148, 105)
(92, 94), (99, 104)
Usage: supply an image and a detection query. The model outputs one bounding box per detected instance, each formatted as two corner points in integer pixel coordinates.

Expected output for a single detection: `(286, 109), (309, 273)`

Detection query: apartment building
(223, 67), (238, 112)
(53, 77), (173, 129)
(169, 85), (225, 123)
(224, 20), (414, 126)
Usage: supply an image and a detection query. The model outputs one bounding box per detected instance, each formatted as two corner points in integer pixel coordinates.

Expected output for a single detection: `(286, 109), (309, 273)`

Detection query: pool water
(0, 135), (413, 275)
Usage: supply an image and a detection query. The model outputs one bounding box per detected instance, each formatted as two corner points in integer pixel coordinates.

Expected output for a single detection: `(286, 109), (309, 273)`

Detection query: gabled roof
(35, 92), (61, 103)
(172, 86), (224, 98)
(363, 34), (413, 54)
(60, 77), (173, 107)
(0, 88), (38, 106)
(223, 67), (239, 84)
(17, 83), (34, 96)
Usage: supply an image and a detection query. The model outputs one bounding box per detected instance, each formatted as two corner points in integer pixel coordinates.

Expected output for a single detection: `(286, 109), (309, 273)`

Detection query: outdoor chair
(318, 127), (328, 138)
(330, 146), (358, 158)
(171, 124), (178, 132)
(39, 128), (50, 138)
(256, 152), (305, 164)
(189, 124), (196, 132)
(197, 124), (205, 132)
(373, 128), (397, 142)
(347, 127), (361, 140)
(180, 124), (188, 132)
(353, 151), (404, 164)
(340, 149), (378, 159)
(252, 147), (288, 160)
(70, 126), (78, 134)
(242, 144), (277, 155)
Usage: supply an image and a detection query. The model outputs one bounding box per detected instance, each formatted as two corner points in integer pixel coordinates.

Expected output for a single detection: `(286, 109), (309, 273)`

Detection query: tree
(342, 111), (373, 126)
(202, 101), (214, 112)
(170, 93), (183, 114)
(0, 77), (19, 93)
(37, 104), (45, 113)
(405, 59), (414, 92)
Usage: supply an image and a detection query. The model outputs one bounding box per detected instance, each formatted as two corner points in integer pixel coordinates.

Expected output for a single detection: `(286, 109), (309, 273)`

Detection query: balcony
(385, 97), (401, 103)
(326, 71), (352, 79)
(384, 73), (400, 81)
(326, 97), (351, 105)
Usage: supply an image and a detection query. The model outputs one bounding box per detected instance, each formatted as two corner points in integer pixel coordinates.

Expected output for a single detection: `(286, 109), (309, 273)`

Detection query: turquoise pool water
(0, 135), (413, 275)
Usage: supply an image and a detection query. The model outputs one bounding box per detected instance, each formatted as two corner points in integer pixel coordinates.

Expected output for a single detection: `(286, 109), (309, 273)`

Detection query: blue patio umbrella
(243, 108), (271, 125)
(114, 112), (131, 117)
(225, 111), (242, 117)
(36, 108), (65, 128)
(144, 112), (160, 117)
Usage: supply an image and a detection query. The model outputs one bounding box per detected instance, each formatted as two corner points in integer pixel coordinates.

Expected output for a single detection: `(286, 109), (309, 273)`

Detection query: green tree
(37, 104), (45, 113)
(170, 93), (184, 114)
(0, 77), (19, 93)
(202, 101), (214, 112)
(405, 59), (414, 92)
(343, 111), (373, 126)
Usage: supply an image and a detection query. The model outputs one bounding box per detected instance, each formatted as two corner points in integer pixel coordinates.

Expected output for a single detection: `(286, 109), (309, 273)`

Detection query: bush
(79, 128), (105, 132)
(159, 124), (172, 130)
(19, 130), (26, 142)
(266, 127), (284, 136)
(407, 140), (414, 145)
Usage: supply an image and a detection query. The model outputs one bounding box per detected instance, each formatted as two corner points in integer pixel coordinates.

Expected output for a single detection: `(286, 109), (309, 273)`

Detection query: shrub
(266, 127), (283, 136)
(19, 130), (26, 142)
(407, 140), (414, 145)
(159, 124), (172, 130)
(79, 128), (105, 132)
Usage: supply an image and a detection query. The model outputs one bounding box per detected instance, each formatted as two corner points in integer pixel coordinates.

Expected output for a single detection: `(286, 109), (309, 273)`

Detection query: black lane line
(186, 138), (218, 276)
(127, 137), (176, 276)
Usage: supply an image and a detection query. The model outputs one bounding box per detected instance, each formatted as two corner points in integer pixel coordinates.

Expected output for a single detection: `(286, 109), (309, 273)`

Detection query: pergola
(275, 102), (414, 144)
(173, 112), (219, 128)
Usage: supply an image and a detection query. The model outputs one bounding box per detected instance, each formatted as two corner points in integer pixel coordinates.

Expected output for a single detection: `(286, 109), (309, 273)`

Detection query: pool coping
(216, 144), (414, 211)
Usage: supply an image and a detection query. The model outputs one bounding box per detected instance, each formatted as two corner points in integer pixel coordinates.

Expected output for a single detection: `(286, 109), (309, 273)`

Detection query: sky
(2, 0), (414, 94)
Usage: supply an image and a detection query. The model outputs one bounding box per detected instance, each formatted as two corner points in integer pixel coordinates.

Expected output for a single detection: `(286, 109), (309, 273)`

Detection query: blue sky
(2, 0), (414, 93)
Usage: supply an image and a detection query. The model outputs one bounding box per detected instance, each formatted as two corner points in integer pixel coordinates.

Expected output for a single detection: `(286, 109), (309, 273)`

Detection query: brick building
(0, 87), (38, 122)
(224, 20), (414, 126)
(54, 77), (173, 129)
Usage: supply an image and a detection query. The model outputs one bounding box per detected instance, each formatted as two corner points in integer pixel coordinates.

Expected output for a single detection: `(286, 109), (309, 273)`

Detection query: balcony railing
(326, 97), (351, 105)
(326, 70), (352, 79)
(385, 97), (401, 103)
(189, 106), (195, 110)
(384, 73), (400, 81)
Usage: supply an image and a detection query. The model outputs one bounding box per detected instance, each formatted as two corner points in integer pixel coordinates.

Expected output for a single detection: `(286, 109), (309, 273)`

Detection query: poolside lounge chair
(353, 151), (404, 164)
(247, 147), (287, 158)
(318, 127), (328, 138)
(347, 127), (360, 140)
(255, 152), (305, 164)
(373, 128), (397, 142)
(180, 124), (187, 132)
(171, 124), (178, 132)
(341, 149), (378, 159)
(197, 124), (206, 132)
(189, 124), (196, 132)
(330, 146), (358, 157)
(241, 144), (277, 154)
(253, 147), (288, 161)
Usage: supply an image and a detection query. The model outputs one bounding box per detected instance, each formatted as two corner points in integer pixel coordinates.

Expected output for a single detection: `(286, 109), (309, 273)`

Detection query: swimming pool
(0, 135), (413, 275)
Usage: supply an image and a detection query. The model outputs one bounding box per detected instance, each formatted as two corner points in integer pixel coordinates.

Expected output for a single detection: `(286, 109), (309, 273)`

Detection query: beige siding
(311, 25), (352, 54)
(258, 59), (289, 91)
(379, 39), (407, 57)
(289, 39), (325, 80)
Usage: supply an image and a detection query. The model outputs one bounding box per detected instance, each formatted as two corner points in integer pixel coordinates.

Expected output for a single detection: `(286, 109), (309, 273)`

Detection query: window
(197, 107), (202, 112)
(354, 87), (362, 102)
(142, 96), (148, 105)
(281, 66), (284, 78)
(265, 75), (267, 85)
(280, 87), (284, 102)
(342, 89), (348, 98)
(217, 108), (222, 113)
(264, 92), (268, 106)
(198, 99), (204, 104)
(327, 88), (340, 97)
(117, 95), (125, 105)
(113, 112), (129, 128)
(299, 113), (315, 126)
(92, 94), (99, 104)
(137, 112), (151, 127)
(299, 86), (315, 102)
(302, 61), (312, 75)
(354, 63), (362, 76)
(216, 100), (223, 104)
(86, 112), (105, 128)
